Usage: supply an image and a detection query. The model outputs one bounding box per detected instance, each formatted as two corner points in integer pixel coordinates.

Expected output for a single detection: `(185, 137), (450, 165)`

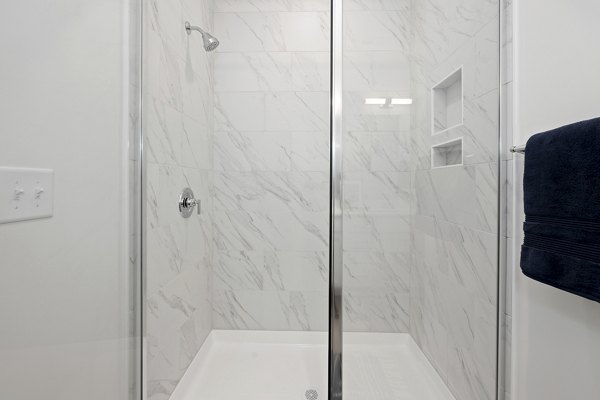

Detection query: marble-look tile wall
(143, 0), (214, 398)
(342, 0), (413, 332)
(408, 1), (500, 400)
(211, 0), (331, 331)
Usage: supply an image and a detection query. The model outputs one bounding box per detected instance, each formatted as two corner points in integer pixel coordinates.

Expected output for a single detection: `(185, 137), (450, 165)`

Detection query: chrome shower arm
(185, 21), (205, 35)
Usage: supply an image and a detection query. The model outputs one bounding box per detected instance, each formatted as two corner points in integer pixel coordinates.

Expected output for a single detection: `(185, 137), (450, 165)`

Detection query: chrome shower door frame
(328, 0), (343, 399)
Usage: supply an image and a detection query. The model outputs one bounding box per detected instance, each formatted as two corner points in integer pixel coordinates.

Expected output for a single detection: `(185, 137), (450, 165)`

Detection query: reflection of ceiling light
(391, 98), (413, 105)
(364, 98), (387, 105)
(364, 97), (413, 106)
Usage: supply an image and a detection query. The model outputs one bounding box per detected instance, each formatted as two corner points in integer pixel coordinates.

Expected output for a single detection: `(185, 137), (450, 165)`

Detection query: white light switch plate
(0, 167), (54, 224)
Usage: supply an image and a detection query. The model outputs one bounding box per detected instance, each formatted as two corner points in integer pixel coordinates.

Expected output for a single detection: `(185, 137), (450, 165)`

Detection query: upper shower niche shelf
(432, 67), (463, 135)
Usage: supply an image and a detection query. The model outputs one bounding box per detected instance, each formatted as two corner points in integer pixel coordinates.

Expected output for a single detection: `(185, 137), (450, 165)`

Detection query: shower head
(185, 21), (220, 52)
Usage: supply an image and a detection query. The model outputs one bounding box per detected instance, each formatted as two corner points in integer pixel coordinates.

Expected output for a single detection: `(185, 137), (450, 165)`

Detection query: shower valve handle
(178, 188), (201, 218)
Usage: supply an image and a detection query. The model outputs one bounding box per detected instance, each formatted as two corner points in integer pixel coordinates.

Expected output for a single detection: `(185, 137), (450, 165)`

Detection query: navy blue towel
(521, 117), (600, 303)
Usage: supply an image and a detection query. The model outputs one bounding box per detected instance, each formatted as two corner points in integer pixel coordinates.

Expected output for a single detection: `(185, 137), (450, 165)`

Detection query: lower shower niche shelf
(431, 137), (463, 168)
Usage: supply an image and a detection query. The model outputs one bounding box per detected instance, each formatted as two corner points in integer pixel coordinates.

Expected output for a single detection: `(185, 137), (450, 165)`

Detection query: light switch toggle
(35, 188), (45, 199)
(14, 188), (25, 201)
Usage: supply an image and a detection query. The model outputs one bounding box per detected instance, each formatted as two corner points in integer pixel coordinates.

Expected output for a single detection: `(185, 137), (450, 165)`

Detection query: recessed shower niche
(432, 67), (463, 134)
(431, 137), (463, 168)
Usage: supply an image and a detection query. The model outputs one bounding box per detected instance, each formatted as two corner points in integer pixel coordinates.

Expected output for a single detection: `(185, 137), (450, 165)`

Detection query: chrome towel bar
(510, 145), (526, 154)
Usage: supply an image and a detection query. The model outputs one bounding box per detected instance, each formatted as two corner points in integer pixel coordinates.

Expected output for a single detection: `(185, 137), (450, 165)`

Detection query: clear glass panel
(142, 1), (330, 399)
(0, 1), (141, 399)
(340, 1), (500, 400)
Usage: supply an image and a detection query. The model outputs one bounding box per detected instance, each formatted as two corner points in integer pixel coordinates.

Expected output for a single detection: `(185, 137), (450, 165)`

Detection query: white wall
(0, 1), (135, 399)
(512, 1), (600, 399)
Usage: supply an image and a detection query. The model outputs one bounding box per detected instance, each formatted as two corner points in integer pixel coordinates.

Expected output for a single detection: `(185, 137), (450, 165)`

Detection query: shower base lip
(170, 330), (455, 400)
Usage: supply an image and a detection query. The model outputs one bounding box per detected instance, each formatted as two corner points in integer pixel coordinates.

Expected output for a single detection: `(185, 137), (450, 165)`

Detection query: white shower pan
(170, 331), (455, 400)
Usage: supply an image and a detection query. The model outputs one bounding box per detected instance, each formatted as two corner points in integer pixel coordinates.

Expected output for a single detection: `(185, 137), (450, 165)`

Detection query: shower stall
(0, 0), (505, 399)
(142, 0), (504, 400)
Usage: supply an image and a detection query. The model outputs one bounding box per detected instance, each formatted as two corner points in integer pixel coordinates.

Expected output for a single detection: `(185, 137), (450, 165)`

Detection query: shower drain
(305, 389), (319, 400)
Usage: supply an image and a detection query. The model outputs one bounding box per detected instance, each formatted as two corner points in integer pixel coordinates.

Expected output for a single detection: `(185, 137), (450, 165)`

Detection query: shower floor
(170, 330), (455, 400)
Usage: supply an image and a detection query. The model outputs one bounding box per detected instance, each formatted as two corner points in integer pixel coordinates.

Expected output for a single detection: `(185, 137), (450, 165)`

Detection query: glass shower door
(142, 1), (331, 399)
(335, 1), (502, 400)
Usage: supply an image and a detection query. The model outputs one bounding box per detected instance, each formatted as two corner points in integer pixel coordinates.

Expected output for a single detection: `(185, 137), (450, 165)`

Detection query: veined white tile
(343, 11), (409, 51)
(411, 0), (498, 68)
(214, 12), (286, 52)
(214, 171), (328, 212)
(343, 171), (411, 213)
(343, 211), (411, 252)
(343, 0), (411, 11)
(371, 131), (411, 171)
(343, 51), (410, 91)
(156, 165), (188, 227)
(291, 52), (330, 91)
(145, 98), (182, 166)
(213, 131), (292, 171)
(144, 29), (183, 112)
(265, 251), (329, 290)
(146, 0), (185, 56)
(212, 211), (270, 252)
(215, 52), (292, 92)
(290, 132), (329, 172)
(213, 250), (269, 290)
(214, 11), (329, 52)
(475, 16), (500, 97)
(181, 114), (212, 170)
(343, 131), (372, 172)
(414, 163), (498, 234)
(213, 289), (328, 330)
(212, 289), (263, 330)
(214, 172), (264, 211)
(146, 224), (186, 297)
(213, 210), (329, 252)
(214, 0), (330, 12)
(215, 92), (265, 131)
(502, 4), (513, 84)
(146, 163), (160, 231)
(290, 0), (330, 11)
(343, 290), (410, 332)
(259, 171), (329, 212)
(215, 0), (293, 12)
(265, 92), (329, 132)
(180, 59), (212, 126)
(213, 250), (328, 292)
(410, 307), (449, 383)
(463, 90), (499, 166)
(279, 12), (330, 51)
(181, 168), (213, 265)
(183, 0), (214, 31)
(436, 219), (498, 306)
(343, 131), (411, 172)
(444, 285), (496, 400)
(343, 251), (410, 293)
